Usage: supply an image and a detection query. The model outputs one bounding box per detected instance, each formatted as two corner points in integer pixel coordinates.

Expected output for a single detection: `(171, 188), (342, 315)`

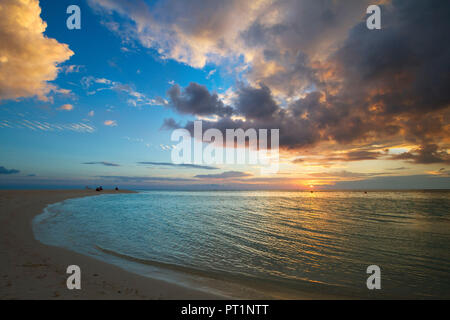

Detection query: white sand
(0, 190), (223, 300)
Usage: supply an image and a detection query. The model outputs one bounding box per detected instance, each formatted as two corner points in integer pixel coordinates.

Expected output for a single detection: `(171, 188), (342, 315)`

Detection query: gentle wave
(33, 190), (450, 299)
(95, 244), (229, 279)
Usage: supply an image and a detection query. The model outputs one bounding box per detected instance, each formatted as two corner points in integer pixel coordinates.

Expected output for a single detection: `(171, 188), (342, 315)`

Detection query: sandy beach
(0, 189), (223, 300)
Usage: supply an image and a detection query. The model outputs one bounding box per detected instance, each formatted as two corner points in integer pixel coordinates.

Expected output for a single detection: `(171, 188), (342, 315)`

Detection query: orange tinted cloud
(0, 0), (73, 101)
(58, 104), (74, 111)
(104, 120), (117, 127)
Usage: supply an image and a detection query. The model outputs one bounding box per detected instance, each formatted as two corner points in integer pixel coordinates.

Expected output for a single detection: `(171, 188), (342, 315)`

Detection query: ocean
(33, 190), (450, 299)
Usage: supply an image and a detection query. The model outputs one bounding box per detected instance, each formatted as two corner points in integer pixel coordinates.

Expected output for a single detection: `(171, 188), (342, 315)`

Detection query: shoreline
(0, 189), (341, 300)
(0, 189), (226, 299)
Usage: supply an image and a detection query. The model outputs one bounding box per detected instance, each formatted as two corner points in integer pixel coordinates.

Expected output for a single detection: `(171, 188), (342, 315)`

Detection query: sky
(0, 0), (449, 190)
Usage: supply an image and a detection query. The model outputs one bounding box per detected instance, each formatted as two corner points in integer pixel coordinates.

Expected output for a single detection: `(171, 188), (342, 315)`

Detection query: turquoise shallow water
(33, 190), (450, 299)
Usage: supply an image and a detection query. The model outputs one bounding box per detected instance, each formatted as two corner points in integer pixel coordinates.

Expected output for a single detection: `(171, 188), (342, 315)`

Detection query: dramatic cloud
(0, 166), (20, 175)
(291, 149), (386, 166)
(391, 144), (450, 164)
(0, 0), (73, 101)
(235, 84), (278, 120)
(138, 161), (218, 170)
(91, 0), (449, 166)
(163, 0), (450, 161)
(88, 0), (266, 68)
(88, 0), (376, 72)
(83, 162), (121, 167)
(167, 83), (232, 116)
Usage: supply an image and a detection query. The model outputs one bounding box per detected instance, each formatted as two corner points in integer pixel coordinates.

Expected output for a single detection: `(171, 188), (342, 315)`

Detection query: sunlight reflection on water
(33, 190), (450, 299)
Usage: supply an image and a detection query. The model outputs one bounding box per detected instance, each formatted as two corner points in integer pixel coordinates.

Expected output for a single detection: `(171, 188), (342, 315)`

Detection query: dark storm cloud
(158, 0), (449, 160)
(345, 151), (383, 161)
(0, 166), (20, 175)
(391, 144), (450, 164)
(332, 1), (450, 115)
(235, 84), (278, 119)
(185, 0), (450, 155)
(242, 0), (371, 51)
(327, 0), (450, 147)
(240, 0), (373, 95)
(166, 86), (323, 150)
(91, 0), (449, 159)
(167, 83), (233, 116)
